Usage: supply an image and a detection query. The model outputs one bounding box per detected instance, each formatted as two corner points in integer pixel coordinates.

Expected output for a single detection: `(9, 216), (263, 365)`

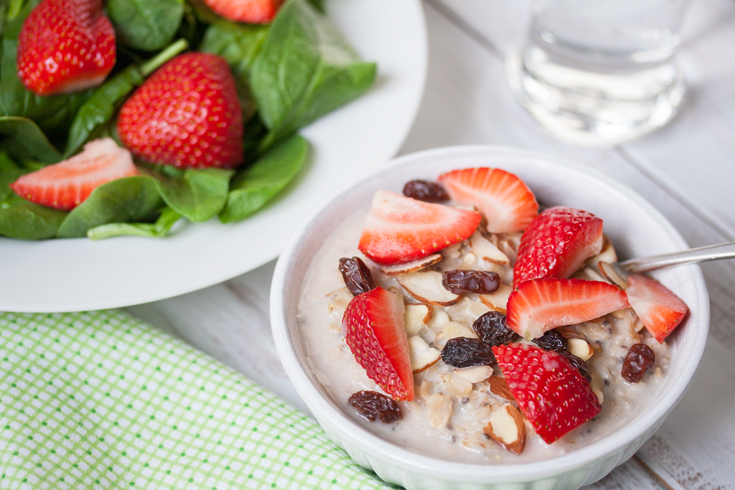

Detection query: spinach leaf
(200, 21), (268, 80)
(0, 195), (67, 240)
(108, 0), (184, 52)
(88, 206), (182, 239)
(249, 0), (376, 149)
(219, 134), (308, 223)
(0, 116), (61, 163)
(0, 1), (91, 137)
(56, 176), (163, 238)
(147, 166), (234, 222)
(64, 39), (188, 157)
(200, 21), (266, 122)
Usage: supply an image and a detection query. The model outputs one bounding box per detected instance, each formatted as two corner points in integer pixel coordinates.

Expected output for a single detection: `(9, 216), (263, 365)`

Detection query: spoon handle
(619, 241), (735, 273)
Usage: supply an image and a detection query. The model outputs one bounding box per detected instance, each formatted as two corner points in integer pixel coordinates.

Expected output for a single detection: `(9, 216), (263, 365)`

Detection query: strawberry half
(437, 167), (538, 233)
(507, 279), (630, 340)
(9, 138), (138, 211)
(358, 190), (481, 265)
(513, 207), (603, 288)
(493, 343), (601, 444)
(203, 0), (282, 23)
(626, 274), (688, 343)
(342, 287), (414, 401)
(17, 0), (115, 95)
(117, 53), (244, 169)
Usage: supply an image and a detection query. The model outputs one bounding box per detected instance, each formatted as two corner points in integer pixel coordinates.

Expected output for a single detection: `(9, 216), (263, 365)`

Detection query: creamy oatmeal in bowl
(271, 146), (708, 490)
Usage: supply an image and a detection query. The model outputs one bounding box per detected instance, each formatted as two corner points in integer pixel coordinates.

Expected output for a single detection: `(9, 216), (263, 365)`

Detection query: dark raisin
(472, 311), (519, 346)
(441, 337), (496, 368)
(348, 391), (402, 423)
(532, 329), (568, 352)
(621, 343), (655, 383)
(442, 270), (500, 295)
(402, 180), (450, 203)
(339, 257), (375, 296)
(559, 350), (592, 382)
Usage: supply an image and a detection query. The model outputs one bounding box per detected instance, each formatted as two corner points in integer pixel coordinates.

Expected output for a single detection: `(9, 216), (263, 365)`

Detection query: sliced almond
(457, 252), (478, 270)
(597, 262), (630, 289)
(442, 321), (478, 341)
(567, 338), (594, 361)
(454, 365), (493, 384)
(590, 375), (604, 405)
(379, 254), (443, 276)
(479, 284), (512, 314)
(427, 393), (452, 428)
(483, 404), (526, 454)
(397, 271), (460, 306)
(586, 235), (618, 269)
(408, 336), (441, 373)
(487, 376), (515, 401)
(442, 373), (473, 398)
(426, 308), (450, 331)
(470, 232), (510, 265)
(461, 297), (492, 319)
(404, 304), (432, 336)
(419, 380), (433, 398)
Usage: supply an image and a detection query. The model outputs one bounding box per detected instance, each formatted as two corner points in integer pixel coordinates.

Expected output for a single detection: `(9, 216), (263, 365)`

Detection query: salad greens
(0, 0), (376, 240)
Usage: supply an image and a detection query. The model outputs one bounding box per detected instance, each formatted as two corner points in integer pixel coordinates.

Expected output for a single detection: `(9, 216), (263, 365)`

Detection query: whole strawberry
(117, 53), (244, 169)
(17, 0), (115, 95)
(513, 207), (603, 288)
(342, 287), (414, 401)
(493, 343), (601, 444)
(204, 0), (282, 23)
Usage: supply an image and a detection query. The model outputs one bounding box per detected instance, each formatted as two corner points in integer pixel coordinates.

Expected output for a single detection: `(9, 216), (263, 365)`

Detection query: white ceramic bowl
(270, 146), (709, 490)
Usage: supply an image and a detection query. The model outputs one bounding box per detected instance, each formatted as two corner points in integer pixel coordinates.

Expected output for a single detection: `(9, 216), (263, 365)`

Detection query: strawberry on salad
(203, 0), (283, 23)
(17, 0), (115, 95)
(9, 138), (137, 211)
(117, 53), (244, 169)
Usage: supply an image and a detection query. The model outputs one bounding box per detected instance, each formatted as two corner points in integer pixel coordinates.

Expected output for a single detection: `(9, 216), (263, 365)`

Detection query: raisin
(622, 343), (655, 383)
(532, 329), (568, 352)
(348, 391), (402, 423)
(472, 311), (519, 346)
(442, 270), (500, 295)
(559, 351), (592, 382)
(339, 257), (375, 296)
(441, 337), (496, 368)
(402, 180), (450, 203)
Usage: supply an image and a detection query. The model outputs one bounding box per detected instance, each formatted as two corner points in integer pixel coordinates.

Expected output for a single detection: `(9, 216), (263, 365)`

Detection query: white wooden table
(127, 0), (735, 488)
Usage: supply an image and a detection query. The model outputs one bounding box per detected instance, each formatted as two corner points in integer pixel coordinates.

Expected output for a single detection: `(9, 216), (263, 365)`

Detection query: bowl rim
(270, 145), (710, 482)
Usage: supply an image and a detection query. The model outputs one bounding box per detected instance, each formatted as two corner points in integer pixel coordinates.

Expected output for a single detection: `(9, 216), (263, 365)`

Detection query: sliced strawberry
(9, 138), (138, 211)
(117, 53), (244, 169)
(17, 0), (115, 95)
(342, 287), (413, 401)
(437, 167), (538, 233)
(203, 0), (282, 23)
(493, 343), (601, 444)
(513, 207), (603, 288)
(626, 274), (688, 343)
(507, 279), (630, 340)
(358, 190), (481, 266)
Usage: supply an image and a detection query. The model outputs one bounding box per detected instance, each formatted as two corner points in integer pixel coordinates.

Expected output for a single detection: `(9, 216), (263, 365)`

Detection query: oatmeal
(296, 167), (686, 464)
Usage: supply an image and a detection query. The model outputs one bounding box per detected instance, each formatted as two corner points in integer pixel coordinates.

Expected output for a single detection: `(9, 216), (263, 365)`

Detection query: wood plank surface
(128, 0), (735, 488)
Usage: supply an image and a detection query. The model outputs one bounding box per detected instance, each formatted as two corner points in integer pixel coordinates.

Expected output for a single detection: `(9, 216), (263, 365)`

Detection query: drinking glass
(507, 0), (692, 146)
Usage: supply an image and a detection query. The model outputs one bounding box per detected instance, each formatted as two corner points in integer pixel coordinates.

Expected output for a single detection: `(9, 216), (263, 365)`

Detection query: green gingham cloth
(0, 310), (392, 489)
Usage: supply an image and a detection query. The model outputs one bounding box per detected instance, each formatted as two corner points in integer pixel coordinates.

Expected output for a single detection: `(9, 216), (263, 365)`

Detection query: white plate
(0, 0), (427, 313)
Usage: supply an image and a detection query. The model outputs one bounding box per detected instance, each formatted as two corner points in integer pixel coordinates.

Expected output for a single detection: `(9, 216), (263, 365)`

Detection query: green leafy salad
(0, 0), (376, 240)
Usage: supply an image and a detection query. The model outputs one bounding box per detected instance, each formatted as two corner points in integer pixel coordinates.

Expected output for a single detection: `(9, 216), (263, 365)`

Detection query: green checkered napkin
(0, 310), (392, 489)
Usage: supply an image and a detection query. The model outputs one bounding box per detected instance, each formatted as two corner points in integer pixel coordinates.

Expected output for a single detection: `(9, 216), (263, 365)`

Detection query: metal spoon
(598, 241), (735, 288)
